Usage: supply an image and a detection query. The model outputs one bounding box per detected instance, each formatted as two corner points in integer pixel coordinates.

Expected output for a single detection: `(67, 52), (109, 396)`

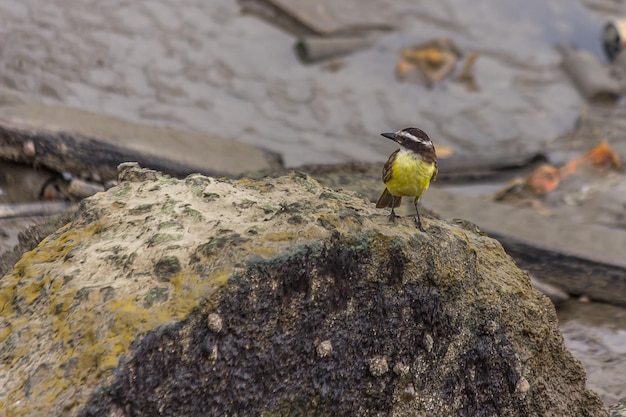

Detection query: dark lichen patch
(246, 226), (261, 235)
(80, 235), (458, 416)
(449, 218), (485, 235)
(105, 251), (137, 269)
(316, 216), (337, 233)
(157, 220), (183, 231)
(99, 287), (115, 303)
(444, 313), (520, 417)
(154, 256), (181, 282)
(318, 191), (339, 200)
(338, 208), (363, 224)
(196, 234), (249, 259)
(199, 237), (229, 257)
(182, 206), (203, 221)
(236, 199), (257, 209)
(147, 233), (182, 247)
(159, 198), (177, 216)
(287, 215), (303, 225)
(374, 236), (408, 286)
(292, 173), (318, 193)
(143, 287), (170, 308)
(279, 201), (307, 213)
(203, 192), (220, 202)
(261, 204), (280, 214)
(184, 175), (213, 197)
(254, 245), (318, 302)
(113, 182), (132, 198)
(128, 204), (154, 215)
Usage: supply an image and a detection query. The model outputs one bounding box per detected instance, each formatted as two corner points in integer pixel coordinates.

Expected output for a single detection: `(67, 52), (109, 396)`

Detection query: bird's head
(381, 127), (434, 150)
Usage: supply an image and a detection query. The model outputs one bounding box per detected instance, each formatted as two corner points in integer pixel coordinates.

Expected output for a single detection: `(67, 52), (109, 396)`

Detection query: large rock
(0, 164), (607, 416)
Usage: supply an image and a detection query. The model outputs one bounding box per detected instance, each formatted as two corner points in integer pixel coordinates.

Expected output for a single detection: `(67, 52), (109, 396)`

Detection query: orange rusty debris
(434, 144), (454, 158)
(559, 140), (621, 179)
(492, 140), (622, 204)
(525, 164), (561, 195)
(402, 48), (447, 67)
(395, 59), (418, 79)
(396, 38), (462, 85)
(454, 52), (480, 92)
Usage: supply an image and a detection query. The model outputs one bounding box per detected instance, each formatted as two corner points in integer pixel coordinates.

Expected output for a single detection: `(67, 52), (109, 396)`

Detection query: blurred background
(0, 0), (611, 166)
(0, 0), (625, 407)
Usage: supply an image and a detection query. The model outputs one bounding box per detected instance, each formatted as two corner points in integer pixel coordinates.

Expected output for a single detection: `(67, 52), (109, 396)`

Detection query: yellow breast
(385, 149), (436, 199)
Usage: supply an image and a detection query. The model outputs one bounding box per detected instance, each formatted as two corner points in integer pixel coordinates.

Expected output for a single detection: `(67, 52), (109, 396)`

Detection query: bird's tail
(376, 189), (402, 208)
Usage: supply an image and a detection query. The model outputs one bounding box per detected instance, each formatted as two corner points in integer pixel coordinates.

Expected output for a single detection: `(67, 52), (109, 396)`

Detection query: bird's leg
(388, 196), (398, 222)
(414, 201), (425, 232)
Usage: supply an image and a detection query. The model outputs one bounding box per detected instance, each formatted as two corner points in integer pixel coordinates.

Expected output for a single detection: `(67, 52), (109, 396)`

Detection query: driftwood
(0, 202), (74, 219)
(239, 0), (392, 37)
(295, 36), (376, 63)
(436, 152), (547, 182)
(0, 121), (134, 181)
(0, 121), (221, 182)
(299, 152), (548, 184)
(0, 104), (283, 182)
(559, 44), (622, 102)
(490, 232), (626, 304)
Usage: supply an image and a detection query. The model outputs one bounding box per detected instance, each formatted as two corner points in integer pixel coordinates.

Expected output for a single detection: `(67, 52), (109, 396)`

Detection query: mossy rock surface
(0, 163), (608, 416)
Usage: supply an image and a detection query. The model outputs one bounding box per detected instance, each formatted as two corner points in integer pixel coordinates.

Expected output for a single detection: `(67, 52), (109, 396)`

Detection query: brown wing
(382, 149), (399, 183)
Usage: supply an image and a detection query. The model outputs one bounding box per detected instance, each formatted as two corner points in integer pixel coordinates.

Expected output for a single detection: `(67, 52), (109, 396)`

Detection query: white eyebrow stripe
(395, 130), (432, 146)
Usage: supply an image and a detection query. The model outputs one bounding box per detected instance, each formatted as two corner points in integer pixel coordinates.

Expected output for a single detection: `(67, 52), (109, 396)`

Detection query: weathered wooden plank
(0, 104), (283, 181)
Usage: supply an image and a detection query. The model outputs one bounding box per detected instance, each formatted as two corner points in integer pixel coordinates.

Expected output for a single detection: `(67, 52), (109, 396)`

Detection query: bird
(375, 127), (438, 232)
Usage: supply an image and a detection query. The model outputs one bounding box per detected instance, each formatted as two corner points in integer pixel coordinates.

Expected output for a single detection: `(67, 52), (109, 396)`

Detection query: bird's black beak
(381, 132), (397, 142)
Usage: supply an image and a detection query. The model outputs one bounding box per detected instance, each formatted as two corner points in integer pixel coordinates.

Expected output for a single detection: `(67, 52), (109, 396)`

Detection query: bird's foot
(414, 216), (426, 232)
(388, 211), (398, 223)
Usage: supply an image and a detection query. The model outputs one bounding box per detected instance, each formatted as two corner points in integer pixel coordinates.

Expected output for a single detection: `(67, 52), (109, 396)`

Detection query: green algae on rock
(0, 163), (609, 417)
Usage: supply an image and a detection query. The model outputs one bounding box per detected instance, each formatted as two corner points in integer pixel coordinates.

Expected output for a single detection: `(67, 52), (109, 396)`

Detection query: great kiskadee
(376, 127), (438, 231)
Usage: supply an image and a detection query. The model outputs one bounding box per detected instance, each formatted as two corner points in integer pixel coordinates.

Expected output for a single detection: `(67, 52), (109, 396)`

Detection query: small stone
(485, 320), (499, 335)
(530, 275), (569, 305)
(369, 355), (389, 377)
(579, 295), (591, 303)
(401, 384), (417, 402)
(423, 333), (434, 352)
(23, 140), (35, 157)
(67, 179), (105, 199)
(316, 339), (333, 358)
(41, 183), (61, 200)
(207, 313), (223, 333)
(118, 162), (159, 183)
(515, 376), (530, 398)
(154, 256), (181, 282)
(393, 362), (410, 376)
(104, 180), (118, 190)
(209, 344), (218, 362)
